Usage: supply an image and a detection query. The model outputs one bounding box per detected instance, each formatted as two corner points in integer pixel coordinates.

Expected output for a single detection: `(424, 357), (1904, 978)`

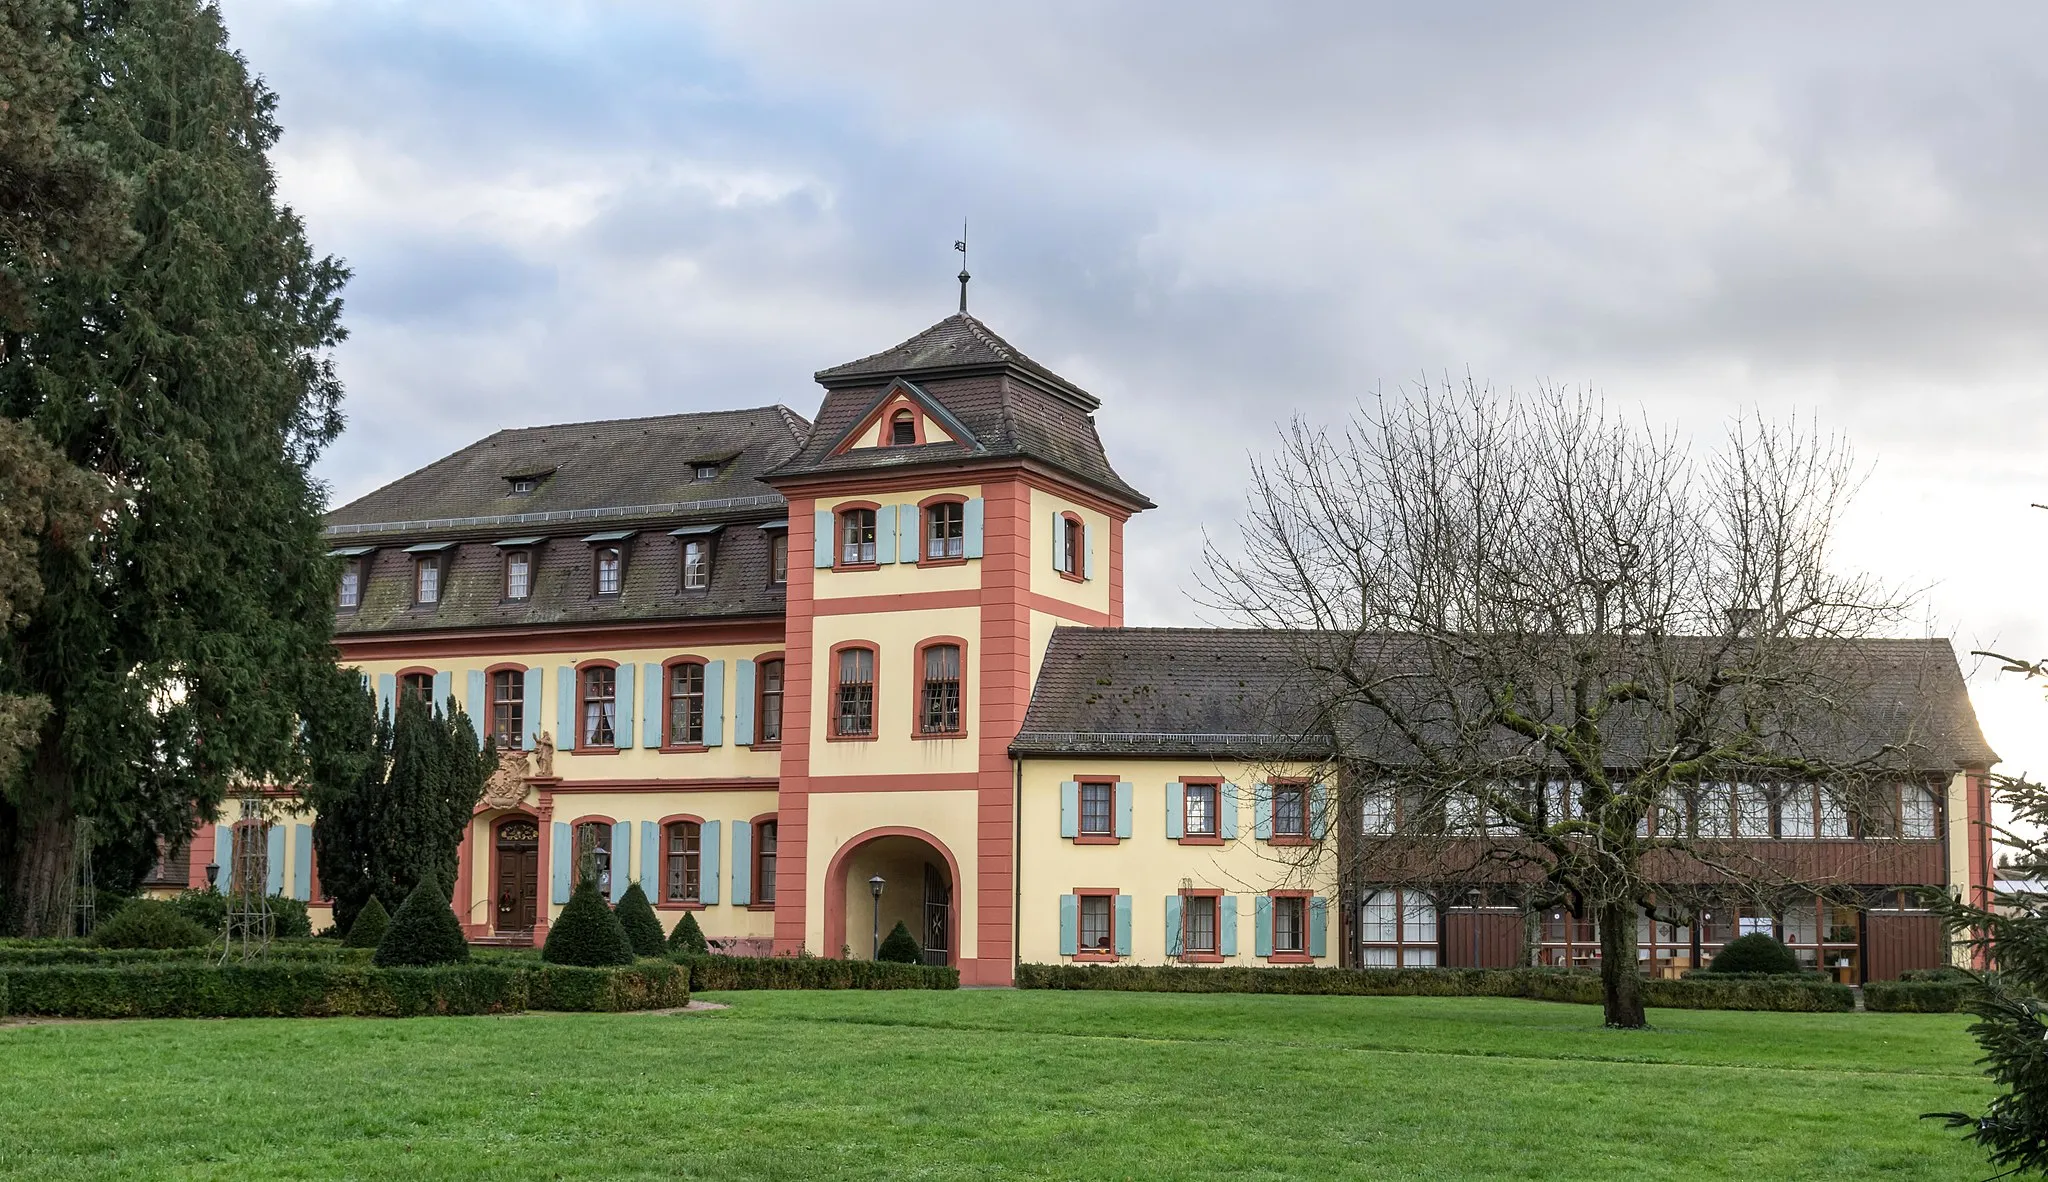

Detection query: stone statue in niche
(533, 731), (555, 779)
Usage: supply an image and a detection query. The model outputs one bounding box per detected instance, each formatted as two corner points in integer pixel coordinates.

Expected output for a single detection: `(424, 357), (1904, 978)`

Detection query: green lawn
(0, 990), (1996, 1180)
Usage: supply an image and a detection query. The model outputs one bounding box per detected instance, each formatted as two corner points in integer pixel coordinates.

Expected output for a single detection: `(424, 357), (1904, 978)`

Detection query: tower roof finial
(954, 220), (970, 314)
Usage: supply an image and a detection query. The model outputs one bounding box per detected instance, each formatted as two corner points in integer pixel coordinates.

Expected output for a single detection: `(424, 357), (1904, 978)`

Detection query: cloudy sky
(217, 1), (2048, 779)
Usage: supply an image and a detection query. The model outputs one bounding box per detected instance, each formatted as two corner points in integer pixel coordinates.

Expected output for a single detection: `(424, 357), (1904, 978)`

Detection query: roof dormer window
(890, 409), (916, 446)
(503, 465), (555, 496)
(511, 478), (537, 495)
(693, 462), (720, 481)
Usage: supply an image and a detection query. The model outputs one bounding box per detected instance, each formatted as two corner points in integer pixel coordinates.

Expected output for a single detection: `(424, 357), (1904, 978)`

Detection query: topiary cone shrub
(666, 910), (708, 957)
(92, 899), (210, 950)
(1709, 932), (1800, 975)
(543, 879), (634, 967)
(877, 920), (922, 964)
(373, 873), (471, 967)
(342, 894), (390, 948)
(614, 883), (667, 959)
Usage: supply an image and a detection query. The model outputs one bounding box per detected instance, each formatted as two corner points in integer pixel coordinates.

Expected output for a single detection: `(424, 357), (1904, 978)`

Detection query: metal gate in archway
(923, 862), (951, 967)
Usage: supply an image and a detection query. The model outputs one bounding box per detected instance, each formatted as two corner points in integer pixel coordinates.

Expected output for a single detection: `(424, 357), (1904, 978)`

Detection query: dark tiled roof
(1014, 628), (1997, 772)
(774, 316), (1151, 509)
(334, 521), (788, 635)
(325, 407), (806, 634)
(325, 406), (810, 537)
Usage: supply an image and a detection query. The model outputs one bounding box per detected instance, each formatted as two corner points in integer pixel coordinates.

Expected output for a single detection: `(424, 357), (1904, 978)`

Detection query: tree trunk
(3, 735), (77, 937)
(1597, 899), (1647, 1028)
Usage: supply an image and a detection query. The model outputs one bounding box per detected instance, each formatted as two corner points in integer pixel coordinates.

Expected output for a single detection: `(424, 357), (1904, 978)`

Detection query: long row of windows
(829, 640), (967, 739)
(1360, 781), (1944, 841)
(338, 528), (791, 611)
(569, 818), (778, 906)
(828, 501), (971, 569)
(1059, 779), (1325, 843)
(1063, 891), (1329, 961)
(397, 659), (785, 750)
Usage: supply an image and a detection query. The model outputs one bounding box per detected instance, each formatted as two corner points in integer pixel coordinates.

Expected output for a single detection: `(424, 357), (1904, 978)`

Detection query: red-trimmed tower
(764, 313), (1149, 983)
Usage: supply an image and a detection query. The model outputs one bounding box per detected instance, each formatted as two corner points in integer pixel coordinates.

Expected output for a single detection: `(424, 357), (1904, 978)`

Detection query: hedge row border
(0, 960), (686, 1020)
(1015, 963), (1855, 1012)
(677, 954), (958, 991)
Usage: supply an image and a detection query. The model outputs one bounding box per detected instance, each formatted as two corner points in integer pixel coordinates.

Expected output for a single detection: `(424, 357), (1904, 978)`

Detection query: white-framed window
(682, 540), (711, 590)
(1360, 791), (1395, 836)
(1900, 784), (1938, 839)
(595, 546), (623, 595)
(415, 557), (440, 605)
(1734, 782), (1771, 838)
(338, 559), (362, 608)
(505, 550), (531, 600)
(1693, 784), (1732, 839)
(1818, 791), (1851, 838)
(1183, 783), (1218, 837)
(1778, 784), (1816, 839)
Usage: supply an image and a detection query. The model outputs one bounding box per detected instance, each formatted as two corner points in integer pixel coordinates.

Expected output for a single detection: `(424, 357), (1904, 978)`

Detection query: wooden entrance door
(495, 818), (539, 933)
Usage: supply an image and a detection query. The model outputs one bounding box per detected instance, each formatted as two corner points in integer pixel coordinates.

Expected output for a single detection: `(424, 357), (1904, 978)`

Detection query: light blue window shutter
(1254, 783), (1273, 839)
(1222, 783), (1241, 839)
(1166, 783), (1184, 840)
(642, 664), (663, 748)
(1114, 895), (1133, 957)
(1311, 783), (1332, 840)
(522, 666), (544, 749)
(291, 825), (313, 901)
(963, 498), (985, 558)
(813, 509), (835, 567)
(1310, 897), (1329, 958)
(611, 821), (632, 903)
(1083, 524), (1096, 580)
(1059, 894), (1078, 955)
(730, 820), (752, 905)
(701, 820), (722, 905)
(265, 825), (285, 896)
(735, 659), (756, 746)
(1220, 895), (1239, 957)
(213, 825), (232, 893)
(614, 663), (636, 749)
(1059, 781), (1079, 838)
(432, 670), (453, 715)
(1051, 512), (1066, 570)
(638, 821), (658, 891)
(1165, 895), (1184, 958)
(875, 504), (898, 564)
(557, 666), (577, 750)
(467, 670), (487, 744)
(1255, 895), (1273, 957)
(551, 823), (572, 904)
(375, 673), (395, 721)
(1115, 782), (1134, 839)
(704, 660), (726, 746)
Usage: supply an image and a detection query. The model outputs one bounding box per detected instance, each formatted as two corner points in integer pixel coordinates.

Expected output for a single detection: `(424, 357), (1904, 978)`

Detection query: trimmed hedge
(679, 954), (958, 991)
(1015, 964), (1853, 1012)
(542, 879), (634, 967)
(91, 900), (209, 950)
(876, 921), (922, 964)
(0, 960), (687, 1019)
(666, 911), (708, 957)
(614, 884), (668, 959)
(373, 874), (469, 968)
(0, 938), (372, 967)
(1707, 933), (1801, 975)
(1864, 978), (1975, 1013)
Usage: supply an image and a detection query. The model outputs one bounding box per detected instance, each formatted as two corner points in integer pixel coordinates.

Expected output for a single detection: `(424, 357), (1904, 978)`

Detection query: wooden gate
(1441, 909), (1524, 968)
(1865, 911), (1945, 982)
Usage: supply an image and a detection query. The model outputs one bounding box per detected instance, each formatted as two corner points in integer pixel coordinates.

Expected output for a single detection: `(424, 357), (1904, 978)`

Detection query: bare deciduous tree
(1203, 380), (1929, 1028)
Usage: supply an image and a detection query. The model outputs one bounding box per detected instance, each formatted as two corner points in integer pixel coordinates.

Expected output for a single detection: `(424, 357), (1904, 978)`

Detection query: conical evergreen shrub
(666, 909), (709, 957)
(342, 894), (390, 948)
(614, 882), (666, 958)
(543, 878), (634, 966)
(373, 873), (470, 967)
(877, 920), (922, 964)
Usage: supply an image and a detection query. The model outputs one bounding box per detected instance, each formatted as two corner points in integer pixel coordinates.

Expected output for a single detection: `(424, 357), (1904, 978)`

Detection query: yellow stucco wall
(848, 405), (958, 449)
(1018, 757), (1338, 966)
(801, 789), (981, 959)
(467, 789), (778, 941)
(808, 604), (982, 779)
(350, 641), (782, 782)
(1026, 487), (1111, 616)
(813, 484), (985, 600)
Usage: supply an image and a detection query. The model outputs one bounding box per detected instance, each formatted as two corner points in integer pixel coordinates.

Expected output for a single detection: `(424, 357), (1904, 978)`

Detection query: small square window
(694, 463), (720, 480)
(511, 478), (537, 495)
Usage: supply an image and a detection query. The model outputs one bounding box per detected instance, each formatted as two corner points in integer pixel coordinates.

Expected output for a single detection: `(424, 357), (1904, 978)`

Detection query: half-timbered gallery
(152, 310), (1995, 985)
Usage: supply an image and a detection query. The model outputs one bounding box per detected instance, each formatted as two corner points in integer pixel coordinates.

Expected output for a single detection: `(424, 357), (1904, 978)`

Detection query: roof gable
(828, 379), (981, 457)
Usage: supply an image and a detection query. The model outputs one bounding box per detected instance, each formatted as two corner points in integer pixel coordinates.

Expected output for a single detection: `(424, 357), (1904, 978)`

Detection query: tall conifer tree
(0, 0), (348, 933)
(307, 687), (495, 935)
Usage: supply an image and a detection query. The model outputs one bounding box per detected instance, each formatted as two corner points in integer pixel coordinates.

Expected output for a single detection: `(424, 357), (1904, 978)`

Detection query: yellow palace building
(156, 310), (1992, 987)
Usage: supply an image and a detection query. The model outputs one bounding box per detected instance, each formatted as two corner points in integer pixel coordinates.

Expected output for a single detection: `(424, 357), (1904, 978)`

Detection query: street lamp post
(1466, 888), (1482, 968)
(869, 874), (886, 959)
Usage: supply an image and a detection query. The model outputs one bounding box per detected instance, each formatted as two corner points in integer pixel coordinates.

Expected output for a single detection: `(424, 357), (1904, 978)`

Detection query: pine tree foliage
(305, 683), (495, 935)
(613, 881), (666, 959)
(666, 909), (708, 957)
(372, 871), (469, 967)
(877, 920), (921, 964)
(340, 892), (388, 949)
(0, 0), (350, 934)
(542, 878), (633, 967)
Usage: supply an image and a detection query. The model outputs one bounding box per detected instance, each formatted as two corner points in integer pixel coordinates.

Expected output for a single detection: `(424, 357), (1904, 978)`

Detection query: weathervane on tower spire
(954, 220), (970, 314)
